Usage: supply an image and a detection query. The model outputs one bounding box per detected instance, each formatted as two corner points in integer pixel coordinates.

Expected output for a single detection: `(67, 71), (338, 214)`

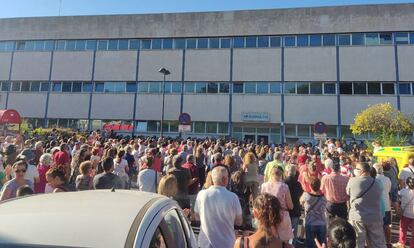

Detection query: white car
(0, 190), (197, 248)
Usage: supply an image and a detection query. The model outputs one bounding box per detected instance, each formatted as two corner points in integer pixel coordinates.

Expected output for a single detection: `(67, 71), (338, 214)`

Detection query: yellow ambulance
(373, 146), (414, 173)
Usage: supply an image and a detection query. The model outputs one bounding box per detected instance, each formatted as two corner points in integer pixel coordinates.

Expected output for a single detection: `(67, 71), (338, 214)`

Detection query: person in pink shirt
(34, 153), (53, 193)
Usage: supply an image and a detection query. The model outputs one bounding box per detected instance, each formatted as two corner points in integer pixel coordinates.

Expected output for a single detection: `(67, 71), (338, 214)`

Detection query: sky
(0, 0), (413, 18)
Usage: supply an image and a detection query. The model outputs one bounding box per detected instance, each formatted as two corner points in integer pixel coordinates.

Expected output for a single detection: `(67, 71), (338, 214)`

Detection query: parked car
(0, 190), (197, 248)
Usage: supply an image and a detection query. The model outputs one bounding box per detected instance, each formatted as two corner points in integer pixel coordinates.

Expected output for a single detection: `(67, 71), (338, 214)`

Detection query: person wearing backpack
(394, 177), (414, 248)
(346, 162), (385, 248)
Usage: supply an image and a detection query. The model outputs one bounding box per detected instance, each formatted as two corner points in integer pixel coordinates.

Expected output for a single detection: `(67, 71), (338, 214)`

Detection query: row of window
(1, 32), (414, 52)
(3, 81), (414, 96)
(137, 121), (229, 134)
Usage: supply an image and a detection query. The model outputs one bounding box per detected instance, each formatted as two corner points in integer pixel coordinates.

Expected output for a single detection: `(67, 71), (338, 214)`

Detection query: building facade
(0, 3), (414, 143)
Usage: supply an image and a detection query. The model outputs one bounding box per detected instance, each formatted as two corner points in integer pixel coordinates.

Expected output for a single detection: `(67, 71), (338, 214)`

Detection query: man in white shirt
(373, 163), (392, 246)
(399, 156), (414, 188)
(194, 166), (242, 248)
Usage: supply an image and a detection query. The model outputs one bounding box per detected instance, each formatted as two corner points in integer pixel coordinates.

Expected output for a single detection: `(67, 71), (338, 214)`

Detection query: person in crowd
(90, 147), (101, 170)
(314, 218), (357, 248)
(33, 141), (44, 165)
(399, 155), (414, 189)
(53, 143), (71, 177)
(234, 193), (287, 248)
(168, 155), (191, 209)
(300, 178), (327, 248)
(264, 151), (283, 182)
(113, 149), (129, 188)
(320, 161), (349, 220)
(284, 164), (303, 246)
(75, 161), (94, 191)
(243, 152), (259, 200)
(261, 166), (294, 243)
(346, 162), (386, 248)
(194, 146), (206, 188)
(158, 174), (178, 199)
(230, 170), (252, 234)
(195, 166), (242, 248)
(34, 153), (53, 193)
(4, 144), (18, 166)
(0, 164), (12, 190)
(123, 145), (136, 187)
(69, 148), (88, 184)
(373, 163), (392, 247)
(257, 152), (268, 176)
(17, 150), (40, 184)
(300, 160), (322, 193)
(93, 157), (125, 190)
(181, 154), (200, 210)
(16, 185), (34, 197)
(137, 156), (159, 193)
(395, 177), (414, 248)
(0, 160), (33, 201)
(46, 166), (75, 192)
(224, 154), (238, 175)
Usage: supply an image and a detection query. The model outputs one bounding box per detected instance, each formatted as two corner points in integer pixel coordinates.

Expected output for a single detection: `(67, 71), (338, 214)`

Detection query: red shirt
(53, 151), (70, 166)
(321, 172), (349, 203)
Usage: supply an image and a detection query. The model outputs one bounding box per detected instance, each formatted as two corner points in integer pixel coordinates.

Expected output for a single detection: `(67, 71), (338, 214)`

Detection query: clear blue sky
(1, 0), (413, 18)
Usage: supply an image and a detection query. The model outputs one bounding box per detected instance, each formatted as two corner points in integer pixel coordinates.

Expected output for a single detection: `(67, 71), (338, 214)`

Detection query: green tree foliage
(351, 103), (414, 145)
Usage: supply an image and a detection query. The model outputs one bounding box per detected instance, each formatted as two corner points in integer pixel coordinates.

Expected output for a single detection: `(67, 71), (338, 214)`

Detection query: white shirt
(12, 164), (39, 184)
(113, 159), (128, 180)
(137, 169), (159, 193)
(376, 174), (392, 211)
(195, 186), (242, 248)
(399, 165), (414, 183)
(400, 188), (414, 218)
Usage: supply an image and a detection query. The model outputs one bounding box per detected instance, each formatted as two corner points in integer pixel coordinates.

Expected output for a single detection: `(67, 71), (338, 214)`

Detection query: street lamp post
(158, 67), (170, 138)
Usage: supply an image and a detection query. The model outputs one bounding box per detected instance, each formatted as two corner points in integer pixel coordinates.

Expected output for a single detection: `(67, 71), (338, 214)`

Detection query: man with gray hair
(194, 166), (242, 248)
(264, 151), (283, 182)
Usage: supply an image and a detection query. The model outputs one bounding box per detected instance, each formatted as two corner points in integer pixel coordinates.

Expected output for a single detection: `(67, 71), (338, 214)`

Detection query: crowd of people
(1, 130), (414, 248)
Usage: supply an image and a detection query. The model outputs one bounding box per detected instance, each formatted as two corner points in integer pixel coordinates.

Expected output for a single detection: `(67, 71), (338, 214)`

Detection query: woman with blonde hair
(158, 174), (178, 198)
(243, 152), (259, 200)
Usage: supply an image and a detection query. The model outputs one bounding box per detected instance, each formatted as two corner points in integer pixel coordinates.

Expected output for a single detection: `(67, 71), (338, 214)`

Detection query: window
(149, 83), (161, 93)
(171, 83), (182, 93)
(30, 82), (40, 92)
(270, 36), (281, 47)
(152, 39), (162, 49)
(352, 33), (365, 45)
(233, 83), (244, 93)
(197, 38), (208, 49)
(1, 82), (10, 91)
(97, 40), (108, 50)
(233, 37), (245, 48)
(219, 83), (229, 93)
(396, 32), (409, 45)
(297, 82), (309, 94)
(337, 34), (351, 46)
(138, 82), (149, 93)
(194, 122), (206, 133)
(82, 82), (93, 92)
(104, 82), (126, 92)
(52, 82), (62, 92)
(39, 82), (49, 92)
(244, 83), (256, 94)
(16, 41), (25, 51)
(147, 121), (158, 132)
(365, 33), (379, 45)
(141, 40), (151, 49)
(284, 83), (296, 94)
(367, 83), (381, 95)
(186, 39), (197, 49)
(44, 40), (54, 51)
(163, 210), (187, 248)
(72, 82), (82, 92)
(220, 38), (231, 48)
(209, 38), (220, 48)
(162, 39), (173, 49)
(86, 40), (97, 50)
(169, 121), (179, 132)
(207, 82), (218, 93)
(258, 36), (269, 47)
(126, 82), (137, 92)
(21, 82), (30, 92)
(118, 40), (129, 50)
(382, 83), (395, 94)
(323, 83), (336, 94)
(399, 83), (411, 95)
(62, 82), (72, 92)
(257, 83), (268, 94)
(310, 83), (322, 94)
(353, 82), (367, 94)
(285, 124), (296, 136)
(184, 82), (195, 93)
(379, 33), (393, 45)
(11, 82), (21, 91)
(270, 83), (281, 93)
(94, 83), (104, 92)
(322, 34), (336, 46)
(195, 82), (207, 93)
(339, 83), (352, 94)
(310, 34), (322, 46)
(245, 37), (257, 48)
(34, 40), (45, 51)
(298, 125), (310, 137)
(284, 36), (296, 47)
(75, 40), (86, 51)
(0, 41), (15, 51)
(24, 41), (35, 51)
(163, 82), (171, 94)
(297, 35), (309, 47)
(173, 39), (185, 49)
(129, 39), (140, 50)
(218, 122), (229, 133)
(410, 33), (414, 44)
(206, 122), (217, 133)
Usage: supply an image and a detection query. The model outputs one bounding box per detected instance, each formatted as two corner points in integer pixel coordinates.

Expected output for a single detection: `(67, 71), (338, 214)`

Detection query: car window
(149, 227), (167, 248)
(164, 209), (187, 248)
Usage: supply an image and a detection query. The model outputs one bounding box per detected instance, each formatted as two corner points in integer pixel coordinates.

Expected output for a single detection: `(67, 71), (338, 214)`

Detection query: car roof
(0, 190), (167, 248)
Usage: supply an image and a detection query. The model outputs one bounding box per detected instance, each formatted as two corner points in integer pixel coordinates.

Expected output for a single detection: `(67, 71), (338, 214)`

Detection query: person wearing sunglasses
(0, 160), (33, 201)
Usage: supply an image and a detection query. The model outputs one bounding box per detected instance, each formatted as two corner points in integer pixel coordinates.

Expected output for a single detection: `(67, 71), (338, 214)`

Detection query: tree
(350, 103), (414, 146)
